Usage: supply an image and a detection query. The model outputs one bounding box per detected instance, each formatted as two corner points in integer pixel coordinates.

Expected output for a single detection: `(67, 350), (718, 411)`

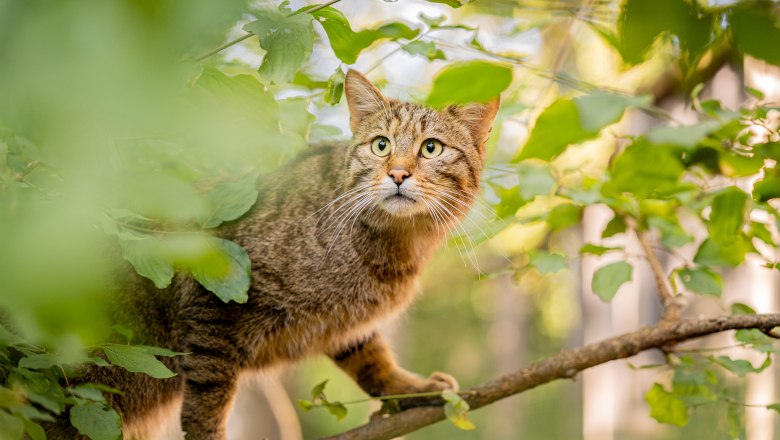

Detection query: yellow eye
(420, 139), (443, 158)
(371, 136), (391, 157)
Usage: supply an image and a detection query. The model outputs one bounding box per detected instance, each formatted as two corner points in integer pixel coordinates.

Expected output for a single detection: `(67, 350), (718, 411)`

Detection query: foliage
(1, 0), (779, 438)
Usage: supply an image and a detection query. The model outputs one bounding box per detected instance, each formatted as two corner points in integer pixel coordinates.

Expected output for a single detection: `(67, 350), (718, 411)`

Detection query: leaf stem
(193, 0), (344, 62)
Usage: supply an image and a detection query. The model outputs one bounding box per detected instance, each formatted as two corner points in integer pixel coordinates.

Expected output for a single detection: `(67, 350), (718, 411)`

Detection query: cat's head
(343, 70), (499, 222)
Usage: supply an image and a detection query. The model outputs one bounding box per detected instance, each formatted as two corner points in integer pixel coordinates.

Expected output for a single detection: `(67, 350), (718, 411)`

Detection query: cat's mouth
(386, 193), (416, 203)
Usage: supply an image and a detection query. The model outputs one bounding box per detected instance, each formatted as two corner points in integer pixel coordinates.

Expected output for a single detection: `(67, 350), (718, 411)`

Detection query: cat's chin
(380, 194), (425, 217)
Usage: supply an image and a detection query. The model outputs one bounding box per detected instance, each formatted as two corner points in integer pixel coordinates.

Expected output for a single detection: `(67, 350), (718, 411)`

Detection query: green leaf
(243, 10), (314, 84)
(731, 303), (756, 315)
(67, 385), (108, 402)
(18, 353), (61, 370)
(735, 329), (780, 355)
(297, 399), (315, 411)
(646, 121), (720, 148)
(190, 238), (252, 303)
(617, 0), (713, 66)
(99, 344), (176, 379)
(118, 237), (174, 289)
(730, 5), (780, 66)
(427, 61), (511, 107)
(528, 250), (568, 274)
(515, 162), (556, 200)
(547, 203), (582, 231)
(592, 261), (633, 302)
(112, 325), (134, 344)
(767, 403), (780, 414)
(70, 402), (121, 440)
(709, 187), (748, 246)
(442, 390), (475, 431)
(517, 92), (646, 161)
(311, 380), (328, 400)
(644, 383), (688, 427)
(646, 216), (693, 248)
(602, 214), (627, 238)
(727, 403), (744, 439)
(580, 243), (622, 256)
(402, 40), (446, 61)
(712, 355), (768, 377)
(677, 267), (722, 297)
(753, 175), (780, 202)
(672, 366), (717, 406)
(325, 401), (348, 421)
(603, 142), (685, 198)
(202, 173), (260, 229)
(311, 8), (419, 64)
(324, 68), (345, 105)
(0, 411), (24, 439)
(425, 0), (468, 7)
(575, 91), (650, 132)
(22, 419), (46, 440)
(693, 237), (750, 267)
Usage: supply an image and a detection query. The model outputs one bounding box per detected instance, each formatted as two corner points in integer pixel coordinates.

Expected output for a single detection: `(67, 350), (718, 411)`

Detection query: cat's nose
(388, 168), (410, 185)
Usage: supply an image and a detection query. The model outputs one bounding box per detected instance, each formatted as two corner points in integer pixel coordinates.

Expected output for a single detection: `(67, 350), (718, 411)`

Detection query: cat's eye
(371, 136), (391, 157)
(420, 139), (443, 159)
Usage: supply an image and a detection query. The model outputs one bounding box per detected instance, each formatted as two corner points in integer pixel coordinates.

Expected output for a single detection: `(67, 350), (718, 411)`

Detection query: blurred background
(1, 0), (779, 439)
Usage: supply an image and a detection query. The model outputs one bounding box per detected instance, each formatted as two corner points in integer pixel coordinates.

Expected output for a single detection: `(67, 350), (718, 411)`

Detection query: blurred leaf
(118, 238), (174, 289)
(677, 267), (722, 297)
(243, 10), (314, 84)
(67, 385), (108, 403)
(708, 188), (748, 246)
(190, 238), (251, 303)
(425, 0), (467, 7)
(0, 411), (24, 439)
(580, 243), (622, 256)
(767, 403), (780, 413)
(693, 237), (750, 267)
(547, 203), (582, 231)
(402, 40), (446, 60)
(730, 5), (780, 66)
(528, 250), (568, 274)
(325, 401), (348, 421)
(712, 355), (769, 377)
(604, 142), (685, 198)
(617, 0), (713, 65)
(311, 380), (328, 400)
(297, 399), (314, 411)
(646, 121), (720, 148)
(727, 403), (744, 439)
(112, 325), (133, 344)
(592, 261), (633, 302)
(753, 175), (780, 202)
(646, 216), (693, 248)
(575, 91), (650, 132)
(99, 344), (176, 379)
(324, 68), (345, 105)
(70, 402), (121, 440)
(18, 353), (61, 370)
(22, 419), (45, 440)
(735, 329), (780, 355)
(442, 390), (475, 430)
(731, 303), (756, 315)
(311, 8), (419, 64)
(602, 214), (627, 238)
(427, 61), (511, 107)
(202, 173), (260, 229)
(515, 162), (556, 200)
(645, 383), (689, 427)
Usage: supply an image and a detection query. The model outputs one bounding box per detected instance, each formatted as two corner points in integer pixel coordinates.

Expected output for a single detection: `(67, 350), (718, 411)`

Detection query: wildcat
(46, 70), (499, 439)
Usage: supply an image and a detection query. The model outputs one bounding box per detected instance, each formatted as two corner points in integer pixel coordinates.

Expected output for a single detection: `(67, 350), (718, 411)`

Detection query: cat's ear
(345, 70), (388, 132)
(450, 98), (501, 147)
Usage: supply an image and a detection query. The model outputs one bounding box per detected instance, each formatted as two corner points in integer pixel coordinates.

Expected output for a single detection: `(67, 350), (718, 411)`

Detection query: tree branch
(636, 229), (683, 322)
(323, 313), (780, 440)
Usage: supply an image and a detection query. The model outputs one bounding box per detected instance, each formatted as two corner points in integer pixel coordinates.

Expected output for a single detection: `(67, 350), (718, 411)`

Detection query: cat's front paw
(420, 371), (459, 393)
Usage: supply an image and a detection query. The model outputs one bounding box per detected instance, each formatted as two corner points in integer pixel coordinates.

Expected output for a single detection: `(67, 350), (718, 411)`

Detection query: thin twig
(636, 229), (683, 322)
(193, 0), (343, 62)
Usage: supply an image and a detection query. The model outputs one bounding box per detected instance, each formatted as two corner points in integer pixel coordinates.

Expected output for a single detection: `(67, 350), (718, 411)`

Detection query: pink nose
(388, 169), (410, 185)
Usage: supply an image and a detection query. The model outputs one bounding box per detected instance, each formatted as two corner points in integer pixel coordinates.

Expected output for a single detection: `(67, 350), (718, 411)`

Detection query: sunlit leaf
(427, 61), (511, 107)
(645, 383), (688, 427)
(243, 10), (314, 84)
(580, 244), (622, 256)
(528, 250), (568, 274)
(603, 141), (685, 198)
(708, 187), (748, 246)
(311, 8), (419, 64)
(402, 40), (446, 60)
(324, 68), (345, 105)
(730, 4), (780, 66)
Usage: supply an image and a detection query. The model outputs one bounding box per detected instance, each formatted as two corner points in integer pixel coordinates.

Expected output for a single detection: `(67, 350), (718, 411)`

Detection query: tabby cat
(46, 70), (499, 439)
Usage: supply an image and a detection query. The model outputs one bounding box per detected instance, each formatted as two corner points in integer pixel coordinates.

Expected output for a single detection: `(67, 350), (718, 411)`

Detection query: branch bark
(636, 229), (683, 322)
(324, 313), (780, 440)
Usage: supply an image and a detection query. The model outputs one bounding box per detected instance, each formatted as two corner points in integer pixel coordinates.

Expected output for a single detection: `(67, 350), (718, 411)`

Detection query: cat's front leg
(180, 351), (239, 440)
(329, 332), (458, 409)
